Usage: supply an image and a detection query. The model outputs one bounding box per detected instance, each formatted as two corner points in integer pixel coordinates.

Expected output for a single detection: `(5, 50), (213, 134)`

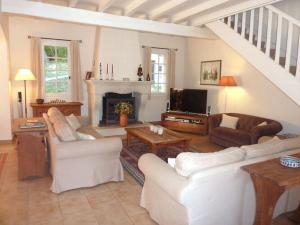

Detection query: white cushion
(77, 132), (96, 140)
(243, 136), (300, 159)
(66, 114), (82, 130)
(257, 121), (267, 126)
(53, 121), (78, 141)
(174, 147), (245, 177)
(219, 114), (239, 129)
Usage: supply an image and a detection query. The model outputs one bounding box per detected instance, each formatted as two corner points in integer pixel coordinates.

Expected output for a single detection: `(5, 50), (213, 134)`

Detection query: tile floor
(0, 143), (157, 225)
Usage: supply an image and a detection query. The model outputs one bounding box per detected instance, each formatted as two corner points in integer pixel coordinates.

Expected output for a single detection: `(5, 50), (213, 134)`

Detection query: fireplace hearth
(101, 92), (136, 125)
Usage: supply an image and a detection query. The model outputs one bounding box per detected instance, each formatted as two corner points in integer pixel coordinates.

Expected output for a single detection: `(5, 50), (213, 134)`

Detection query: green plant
(114, 102), (133, 115)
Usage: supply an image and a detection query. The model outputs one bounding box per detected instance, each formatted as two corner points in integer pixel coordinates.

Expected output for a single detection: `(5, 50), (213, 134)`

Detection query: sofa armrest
(138, 153), (189, 203)
(251, 122), (282, 144)
(56, 137), (122, 159)
(208, 114), (222, 134)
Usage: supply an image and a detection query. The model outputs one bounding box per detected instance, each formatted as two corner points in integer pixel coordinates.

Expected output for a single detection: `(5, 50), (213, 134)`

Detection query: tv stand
(161, 112), (208, 135)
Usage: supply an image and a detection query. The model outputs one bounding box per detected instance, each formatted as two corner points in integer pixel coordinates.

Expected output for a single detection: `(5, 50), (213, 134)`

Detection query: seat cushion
(77, 126), (103, 139)
(210, 127), (251, 145)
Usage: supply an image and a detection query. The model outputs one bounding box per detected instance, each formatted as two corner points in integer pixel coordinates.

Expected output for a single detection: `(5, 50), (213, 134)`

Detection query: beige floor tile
(63, 212), (99, 225)
(93, 200), (133, 225)
(121, 198), (146, 217)
(82, 184), (116, 208)
(29, 190), (58, 206)
(28, 177), (52, 193)
(59, 194), (92, 216)
(28, 201), (62, 225)
(130, 213), (158, 225)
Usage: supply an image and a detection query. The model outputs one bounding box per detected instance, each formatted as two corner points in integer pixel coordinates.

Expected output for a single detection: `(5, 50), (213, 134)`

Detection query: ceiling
(29, 0), (261, 26)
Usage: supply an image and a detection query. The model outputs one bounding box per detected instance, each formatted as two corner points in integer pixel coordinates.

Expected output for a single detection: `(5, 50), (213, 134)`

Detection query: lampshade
(15, 69), (36, 81)
(218, 75), (237, 86)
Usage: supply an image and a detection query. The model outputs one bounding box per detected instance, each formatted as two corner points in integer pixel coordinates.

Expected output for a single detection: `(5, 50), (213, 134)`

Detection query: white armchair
(43, 109), (124, 193)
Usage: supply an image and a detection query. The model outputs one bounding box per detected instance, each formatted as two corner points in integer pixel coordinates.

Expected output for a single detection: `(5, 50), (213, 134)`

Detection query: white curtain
(168, 49), (176, 97)
(30, 37), (42, 100)
(70, 40), (83, 102)
(143, 47), (152, 80)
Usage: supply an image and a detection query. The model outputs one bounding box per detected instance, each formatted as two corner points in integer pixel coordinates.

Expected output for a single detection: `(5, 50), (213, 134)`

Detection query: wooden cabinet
(30, 102), (83, 117)
(161, 112), (208, 135)
(13, 118), (48, 180)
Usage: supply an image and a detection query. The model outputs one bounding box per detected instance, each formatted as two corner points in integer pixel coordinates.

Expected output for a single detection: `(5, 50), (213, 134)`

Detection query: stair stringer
(206, 20), (300, 107)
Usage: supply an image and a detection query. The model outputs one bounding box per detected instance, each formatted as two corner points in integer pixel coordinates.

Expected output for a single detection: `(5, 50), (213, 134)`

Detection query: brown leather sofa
(209, 113), (282, 147)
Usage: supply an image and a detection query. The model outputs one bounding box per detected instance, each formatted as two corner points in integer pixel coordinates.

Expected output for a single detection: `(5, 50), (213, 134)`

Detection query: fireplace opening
(101, 92), (136, 125)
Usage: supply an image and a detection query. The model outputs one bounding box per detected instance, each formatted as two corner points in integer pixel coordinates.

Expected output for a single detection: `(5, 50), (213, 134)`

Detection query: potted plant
(114, 102), (133, 127)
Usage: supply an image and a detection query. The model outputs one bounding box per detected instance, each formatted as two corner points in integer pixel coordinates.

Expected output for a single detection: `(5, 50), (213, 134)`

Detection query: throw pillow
(242, 136), (300, 159)
(174, 147), (245, 177)
(77, 132), (96, 140)
(257, 121), (267, 126)
(219, 114), (239, 129)
(53, 120), (79, 141)
(66, 114), (82, 130)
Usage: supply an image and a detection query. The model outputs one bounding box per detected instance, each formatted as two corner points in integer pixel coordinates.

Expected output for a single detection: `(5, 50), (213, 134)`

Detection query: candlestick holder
(99, 62), (103, 80)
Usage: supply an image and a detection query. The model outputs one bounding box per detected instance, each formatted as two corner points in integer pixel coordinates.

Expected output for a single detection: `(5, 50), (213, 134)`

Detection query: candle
(106, 64), (108, 74)
(112, 64), (114, 74)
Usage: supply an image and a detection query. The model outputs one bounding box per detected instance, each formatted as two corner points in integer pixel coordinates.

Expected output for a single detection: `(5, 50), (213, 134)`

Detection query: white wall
(185, 38), (300, 133)
(0, 13), (12, 140)
(9, 16), (96, 118)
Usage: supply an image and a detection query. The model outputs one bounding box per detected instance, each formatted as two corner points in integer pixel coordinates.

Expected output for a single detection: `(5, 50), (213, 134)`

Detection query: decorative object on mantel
(99, 62), (103, 80)
(200, 60), (222, 85)
(85, 71), (92, 80)
(146, 73), (151, 81)
(111, 64), (114, 80)
(106, 63), (109, 80)
(137, 64), (143, 81)
(115, 102), (133, 127)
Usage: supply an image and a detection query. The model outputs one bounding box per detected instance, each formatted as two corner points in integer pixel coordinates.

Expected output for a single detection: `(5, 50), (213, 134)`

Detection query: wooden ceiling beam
(172, 0), (231, 23)
(1, 0), (217, 39)
(124, 0), (148, 16)
(149, 0), (188, 20)
(192, 0), (283, 26)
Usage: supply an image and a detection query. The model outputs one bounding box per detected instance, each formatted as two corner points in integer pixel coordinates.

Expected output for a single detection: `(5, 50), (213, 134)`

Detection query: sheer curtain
(70, 40), (83, 102)
(143, 47), (152, 80)
(168, 49), (176, 97)
(30, 37), (42, 100)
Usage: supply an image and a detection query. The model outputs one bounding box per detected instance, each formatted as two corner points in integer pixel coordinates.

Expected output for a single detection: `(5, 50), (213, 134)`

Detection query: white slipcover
(43, 113), (124, 193)
(139, 149), (300, 225)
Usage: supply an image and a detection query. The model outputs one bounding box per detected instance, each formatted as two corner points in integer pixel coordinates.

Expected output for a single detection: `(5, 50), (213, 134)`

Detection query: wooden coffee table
(125, 126), (191, 155)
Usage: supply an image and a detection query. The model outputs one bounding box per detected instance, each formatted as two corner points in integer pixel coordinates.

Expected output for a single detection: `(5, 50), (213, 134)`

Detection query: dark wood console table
(30, 102), (82, 117)
(241, 153), (300, 225)
(161, 112), (208, 135)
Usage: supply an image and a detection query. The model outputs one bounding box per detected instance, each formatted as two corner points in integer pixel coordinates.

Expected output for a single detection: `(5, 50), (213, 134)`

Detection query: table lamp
(15, 69), (36, 118)
(218, 75), (237, 112)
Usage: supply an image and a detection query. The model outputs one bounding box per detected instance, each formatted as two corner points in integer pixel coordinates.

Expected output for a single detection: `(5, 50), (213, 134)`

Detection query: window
(42, 40), (71, 101)
(151, 51), (168, 94)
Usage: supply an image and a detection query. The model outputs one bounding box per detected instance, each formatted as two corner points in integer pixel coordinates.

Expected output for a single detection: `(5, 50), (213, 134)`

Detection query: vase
(119, 113), (128, 127)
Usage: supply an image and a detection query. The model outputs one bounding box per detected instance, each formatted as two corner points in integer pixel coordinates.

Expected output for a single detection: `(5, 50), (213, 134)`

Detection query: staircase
(206, 5), (300, 106)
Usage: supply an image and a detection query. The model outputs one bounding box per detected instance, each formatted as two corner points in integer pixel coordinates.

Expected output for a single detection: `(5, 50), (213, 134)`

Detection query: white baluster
(266, 10), (273, 56)
(242, 12), (246, 38)
(228, 16), (232, 27)
(275, 15), (282, 64)
(296, 34), (300, 80)
(249, 9), (255, 43)
(285, 21), (293, 72)
(257, 7), (264, 50)
(234, 14), (238, 32)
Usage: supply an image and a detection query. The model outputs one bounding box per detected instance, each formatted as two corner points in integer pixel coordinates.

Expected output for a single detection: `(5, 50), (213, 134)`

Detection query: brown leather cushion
(210, 127), (251, 145)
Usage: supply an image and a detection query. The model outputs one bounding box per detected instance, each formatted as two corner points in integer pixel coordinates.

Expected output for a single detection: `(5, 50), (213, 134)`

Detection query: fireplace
(101, 92), (136, 125)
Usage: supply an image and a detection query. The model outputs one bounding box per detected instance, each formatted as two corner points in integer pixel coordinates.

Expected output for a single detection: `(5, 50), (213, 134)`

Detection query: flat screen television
(170, 88), (207, 114)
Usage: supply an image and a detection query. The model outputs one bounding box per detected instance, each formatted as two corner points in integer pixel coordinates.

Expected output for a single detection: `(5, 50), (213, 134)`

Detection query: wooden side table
(30, 102), (82, 117)
(13, 118), (49, 180)
(241, 153), (300, 225)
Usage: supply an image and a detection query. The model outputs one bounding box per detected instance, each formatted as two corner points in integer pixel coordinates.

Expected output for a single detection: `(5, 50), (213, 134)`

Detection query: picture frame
(200, 60), (222, 85)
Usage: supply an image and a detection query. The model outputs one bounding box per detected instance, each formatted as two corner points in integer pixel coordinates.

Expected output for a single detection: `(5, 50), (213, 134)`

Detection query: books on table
(19, 122), (46, 129)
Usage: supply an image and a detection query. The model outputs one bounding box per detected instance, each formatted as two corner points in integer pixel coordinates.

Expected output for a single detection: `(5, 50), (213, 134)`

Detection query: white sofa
(43, 108), (124, 193)
(138, 139), (300, 225)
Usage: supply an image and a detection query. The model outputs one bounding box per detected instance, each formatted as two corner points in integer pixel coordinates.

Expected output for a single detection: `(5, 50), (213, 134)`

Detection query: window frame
(41, 39), (71, 102)
(150, 49), (168, 95)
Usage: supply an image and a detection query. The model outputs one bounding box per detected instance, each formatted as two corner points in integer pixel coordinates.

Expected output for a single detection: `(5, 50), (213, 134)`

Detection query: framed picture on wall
(200, 60), (222, 85)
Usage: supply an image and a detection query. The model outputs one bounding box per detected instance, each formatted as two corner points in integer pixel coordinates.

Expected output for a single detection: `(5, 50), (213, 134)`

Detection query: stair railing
(222, 5), (300, 79)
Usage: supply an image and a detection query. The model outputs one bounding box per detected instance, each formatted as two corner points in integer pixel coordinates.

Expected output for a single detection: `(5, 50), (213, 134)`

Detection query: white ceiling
(29, 0), (268, 25)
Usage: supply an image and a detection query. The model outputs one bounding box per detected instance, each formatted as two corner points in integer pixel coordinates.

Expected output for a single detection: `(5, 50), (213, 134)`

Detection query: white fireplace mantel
(85, 80), (152, 126)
